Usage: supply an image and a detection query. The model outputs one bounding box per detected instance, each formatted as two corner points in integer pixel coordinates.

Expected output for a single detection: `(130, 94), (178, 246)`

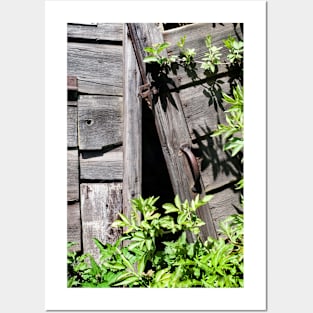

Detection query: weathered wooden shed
(67, 23), (243, 259)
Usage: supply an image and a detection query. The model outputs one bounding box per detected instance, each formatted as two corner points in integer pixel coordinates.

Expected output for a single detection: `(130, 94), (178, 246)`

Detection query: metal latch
(139, 83), (158, 108)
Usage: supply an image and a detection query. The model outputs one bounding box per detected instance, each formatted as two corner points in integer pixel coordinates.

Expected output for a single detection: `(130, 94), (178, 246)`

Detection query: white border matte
(45, 1), (267, 310)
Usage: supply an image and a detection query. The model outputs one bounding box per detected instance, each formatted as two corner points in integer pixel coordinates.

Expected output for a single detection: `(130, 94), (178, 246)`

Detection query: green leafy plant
(200, 35), (223, 73)
(223, 35), (244, 64)
(211, 83), (244, 206)
(211, 84), (244, 157)
(68, 195), (244, 288)
(143, 34), (243, 75)
(143, 42), (177, 67)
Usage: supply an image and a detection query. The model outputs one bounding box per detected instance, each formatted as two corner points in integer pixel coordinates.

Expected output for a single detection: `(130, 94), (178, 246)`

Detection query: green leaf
(143, 56), (159, 63)
(205, 35), (212, 48)
(200, 194), (214, 205)
(113, 275), (139, 287)
(157, 42), (170, 53)
(133, 231), (145, 239)
(174, 194), (181, 210)
(154, 268), (171, 282)
(162, 203), (179, 214)
(177, 212), (188, 225)
(145, 239), (153, 251)
(118, 213), (130, 225)
(137, 254), (147, 275)
(111, 219), (126, 228)
(177, 35), (186, 48)
(144, 46), (156, 54)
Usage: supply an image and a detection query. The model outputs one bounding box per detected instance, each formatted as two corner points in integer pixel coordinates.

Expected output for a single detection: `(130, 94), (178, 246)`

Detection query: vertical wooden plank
(67, 105), (78, 148)
(80, 183), (123, 260)
(67, 150), (79, 201)
(67, 202), (81, 252)
(123, 24), (142, 220)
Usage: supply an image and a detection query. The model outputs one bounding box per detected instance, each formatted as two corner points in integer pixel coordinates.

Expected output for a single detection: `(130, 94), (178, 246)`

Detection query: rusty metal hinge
(127, 24), (159, 109)
(67, 76), (78, 101)
(138, 83), (158, 108)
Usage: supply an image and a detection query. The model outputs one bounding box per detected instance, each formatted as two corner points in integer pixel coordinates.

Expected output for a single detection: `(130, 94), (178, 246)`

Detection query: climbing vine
(143, 33), (244, 203)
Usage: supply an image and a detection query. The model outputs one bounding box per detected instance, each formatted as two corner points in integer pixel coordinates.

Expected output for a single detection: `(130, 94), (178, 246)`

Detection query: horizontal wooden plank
(67, 101), (77, 106)
(195, 134), (242, 192)
(178, 76), (233, 139)
(207, 186), (242, 237)
(78, 95), (123, 150)
(68, 23), (123, 42)
(80, 183), (123, 260)
(163, 23), (243, 86)
(67, 106), (77, 148)
(67, 202), (81, 252)
(67, 42), (123, 96)
(67, 150), (79, 201)
(80, 147), (123, 180)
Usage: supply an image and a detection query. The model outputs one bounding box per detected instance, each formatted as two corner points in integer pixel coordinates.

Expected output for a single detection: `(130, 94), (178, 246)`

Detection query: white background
(46, 1), (265, 310)
(1, 0), (312, 312)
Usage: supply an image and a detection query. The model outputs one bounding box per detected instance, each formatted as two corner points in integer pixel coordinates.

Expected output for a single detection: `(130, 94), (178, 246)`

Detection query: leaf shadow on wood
(232, 23), (244, 41)
(192, 126), (243, 183)
(148, 63), (179, 112)
(80, 143), (122, 159)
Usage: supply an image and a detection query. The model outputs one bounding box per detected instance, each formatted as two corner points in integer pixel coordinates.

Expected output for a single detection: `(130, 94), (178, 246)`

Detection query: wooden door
(67, 23), (243, 259)
(125, 23), (243, 241)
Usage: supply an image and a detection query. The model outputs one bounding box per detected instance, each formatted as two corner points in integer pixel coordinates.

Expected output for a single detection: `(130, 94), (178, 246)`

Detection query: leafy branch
(68, 195), (243, 288)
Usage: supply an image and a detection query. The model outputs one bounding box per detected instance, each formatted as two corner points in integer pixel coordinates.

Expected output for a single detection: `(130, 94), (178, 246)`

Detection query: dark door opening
(141, 103), (174, 206)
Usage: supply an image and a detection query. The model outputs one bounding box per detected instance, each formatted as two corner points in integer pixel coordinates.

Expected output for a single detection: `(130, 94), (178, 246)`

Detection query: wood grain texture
(78, 95), (123, 150)
(194, 134), (242, 192)
(67, 42), (123, 96)
(68, 23), (123, 42)
(80, 183), (123, 260)
(123, 24), (142, 220)
(67, 150), (79, 201)
(178, 76), (232, 140)
(67, 105), (77, 148)
(80, 147), (123, 180)
(128, 23), (217, 241)
(208, 186), (242, 236)
(163, 23), (243, 86)
(67, 202), (81, 252)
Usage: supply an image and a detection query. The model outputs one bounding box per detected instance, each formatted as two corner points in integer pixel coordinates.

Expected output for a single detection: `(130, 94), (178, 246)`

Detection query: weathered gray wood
(67, 101), (77, 106)
(67, 202), (81, 252)
(179, 76), (232, 139)
(67, 150), (79, 201)
(209, 187), (242, 236)
(80, 147), (123, 180)
(128, 23), (217, 241)
(67, 105), (77, 148)
(67, 42), (123, 96)
(195, 134), (242, 192)
(80, 183), (123, 260)
(68, 23), (123, 42)
(123, 24), (142, 221)
(78, 95), (123, 150)
(163, 23), (243, 86)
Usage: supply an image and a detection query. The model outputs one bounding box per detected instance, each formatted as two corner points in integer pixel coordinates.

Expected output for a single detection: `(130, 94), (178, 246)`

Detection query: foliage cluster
(68, 195), (243, 288)
(143, 32), (244, 199)
(67, 30), (244, 288)
(143, 34), (243, 74)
